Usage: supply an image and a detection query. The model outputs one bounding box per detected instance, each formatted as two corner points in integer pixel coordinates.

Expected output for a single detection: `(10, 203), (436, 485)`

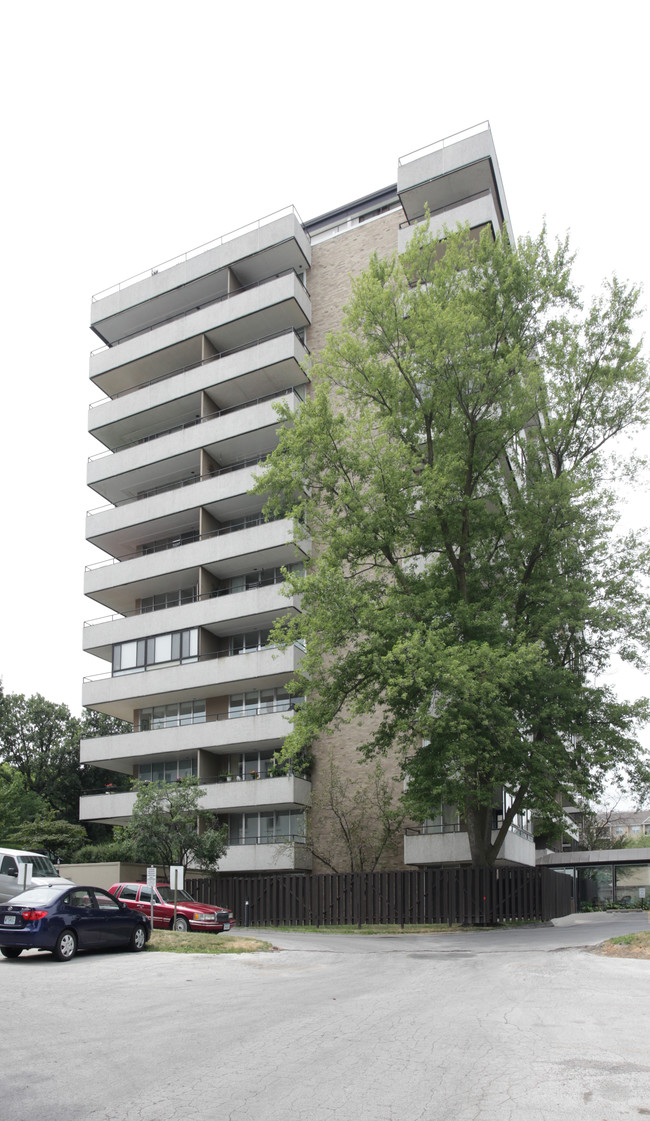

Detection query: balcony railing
(85, 511), (288, 571)
(86, 454), (268, 517)
(84, 571), (295, 627)
(90, 268), (310, 354)
(89, 327), (309, 407)
(92, 205), (304, 302)
(398, 121), (490, 166)
(82, 771), (310, 796)
(88, 387), (304, 462)
(82, 641), (304, 684)
(81, 699), (302, 736)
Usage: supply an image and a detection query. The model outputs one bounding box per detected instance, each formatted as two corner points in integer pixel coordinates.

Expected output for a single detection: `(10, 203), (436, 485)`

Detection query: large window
(140, 586), (197, 613)
(112, 628), (198, 675)
(137, 758), (197, 783)
(227, 563), (304, 595)
(229, 628), (272, 655)
(227, 810), (306, 845)
(228, 688), (303, 718)
(139, 700), (206, 731)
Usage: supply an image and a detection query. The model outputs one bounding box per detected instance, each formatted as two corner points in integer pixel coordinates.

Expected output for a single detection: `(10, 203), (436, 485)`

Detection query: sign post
(20, 863), (33, 892)
(170, 865), (184, 929)
(146, 866), (157, 932)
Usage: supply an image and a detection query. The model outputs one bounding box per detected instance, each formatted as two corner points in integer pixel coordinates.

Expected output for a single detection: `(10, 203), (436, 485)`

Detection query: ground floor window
(226, 810), (306, 845)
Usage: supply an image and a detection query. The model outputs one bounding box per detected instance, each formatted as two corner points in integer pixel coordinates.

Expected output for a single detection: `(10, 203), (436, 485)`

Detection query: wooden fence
(187, 866), (573, 927)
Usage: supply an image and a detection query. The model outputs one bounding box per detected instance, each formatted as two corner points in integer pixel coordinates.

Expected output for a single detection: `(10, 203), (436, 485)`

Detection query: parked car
(109, 882), (234, 932)
(0, 848), (74, 903)
(0, 885), (150, 961)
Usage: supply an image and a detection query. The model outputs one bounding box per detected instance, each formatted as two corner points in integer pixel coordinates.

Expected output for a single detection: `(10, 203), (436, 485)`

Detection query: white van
(0, 848), (75, 903)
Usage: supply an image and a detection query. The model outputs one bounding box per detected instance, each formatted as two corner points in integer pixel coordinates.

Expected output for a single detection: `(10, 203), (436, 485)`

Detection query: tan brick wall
(304, 211), (415, 873)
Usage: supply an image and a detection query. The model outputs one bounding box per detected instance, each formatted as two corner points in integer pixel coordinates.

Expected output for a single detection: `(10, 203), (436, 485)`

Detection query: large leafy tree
(0, 690), (130, 828)
(124, 777), (228, 876)
(255, 223), (650, 866)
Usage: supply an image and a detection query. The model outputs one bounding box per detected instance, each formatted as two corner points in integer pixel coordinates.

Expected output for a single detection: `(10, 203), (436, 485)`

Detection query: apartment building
(80, 122), (528, 873)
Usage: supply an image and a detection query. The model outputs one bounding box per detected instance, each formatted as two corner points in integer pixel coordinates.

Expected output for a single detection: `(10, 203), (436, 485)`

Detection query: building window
(112, 628), (198, 676)
(228, 688), (303, 718)
(137, 757), (197, 783)
(139, 700), (206, 731)
(229, 628), (272, 655)
(140, 586), (197, 613)
(227, 810), (306, 845)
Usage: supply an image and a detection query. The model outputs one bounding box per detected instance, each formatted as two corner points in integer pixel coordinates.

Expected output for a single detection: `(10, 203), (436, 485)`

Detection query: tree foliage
(255, 223), (650, 866)
(0, 689), (131, 832)
(124, 777), (228, 876)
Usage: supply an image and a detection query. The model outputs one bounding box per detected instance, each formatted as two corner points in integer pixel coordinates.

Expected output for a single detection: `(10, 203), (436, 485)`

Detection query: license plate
(223, 923), (230, 930)
(3, 915), (16, 925)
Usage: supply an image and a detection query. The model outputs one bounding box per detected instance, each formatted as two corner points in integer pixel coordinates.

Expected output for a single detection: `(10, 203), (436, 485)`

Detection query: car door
(136, 886), (168, 929)
(90, 889), (136, 946)
(61, 889), (101, 947)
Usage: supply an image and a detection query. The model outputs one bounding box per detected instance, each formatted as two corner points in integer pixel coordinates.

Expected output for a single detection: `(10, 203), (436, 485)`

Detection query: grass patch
(146, 930), (274, 954)
(595, 931), (650, 959)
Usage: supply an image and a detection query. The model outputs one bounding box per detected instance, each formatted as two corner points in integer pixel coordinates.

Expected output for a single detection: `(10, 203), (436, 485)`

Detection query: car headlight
(193, 912), (217, 922)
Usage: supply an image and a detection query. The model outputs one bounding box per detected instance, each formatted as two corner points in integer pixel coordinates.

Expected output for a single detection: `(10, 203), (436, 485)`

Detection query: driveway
(1, 914), (648, 1121)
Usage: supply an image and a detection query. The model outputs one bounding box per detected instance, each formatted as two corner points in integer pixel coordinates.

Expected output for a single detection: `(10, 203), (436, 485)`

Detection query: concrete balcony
(84, 518), (310, 615)
(404, 827), (536, 868)
(397, 122), (512, 238)
(86, 462), (262, 556)
(78, 789), (135, 825)
(87, 391), (298, 506)
(89, 330), (308, 451)
(91, 208), (311, 346)
(218, 842), (312, 874)
(83, 584), (301, 660)
(80, 708), (297, 772)
(90, 272), (311, 399)
(82, 644), (304, 720)
(398, 190), (504, 254)
(201, 775), (311, 814)
(78, 775), (310, 827)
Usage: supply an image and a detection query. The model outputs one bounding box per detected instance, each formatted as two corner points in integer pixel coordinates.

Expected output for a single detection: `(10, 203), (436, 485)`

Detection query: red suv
(109, 883), (234, 933)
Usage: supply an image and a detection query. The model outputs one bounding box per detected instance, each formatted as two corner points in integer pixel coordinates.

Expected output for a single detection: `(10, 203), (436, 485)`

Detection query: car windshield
(157, 887), (195, 904)
(16, 855), (59, 876)
(4, 887), (62, 906)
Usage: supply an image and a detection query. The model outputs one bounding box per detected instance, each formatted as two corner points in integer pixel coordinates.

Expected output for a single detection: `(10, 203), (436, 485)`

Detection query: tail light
(21, 909), (48, 921)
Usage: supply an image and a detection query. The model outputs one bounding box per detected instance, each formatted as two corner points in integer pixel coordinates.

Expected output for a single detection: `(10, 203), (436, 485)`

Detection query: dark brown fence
(187, 867), (573, 927)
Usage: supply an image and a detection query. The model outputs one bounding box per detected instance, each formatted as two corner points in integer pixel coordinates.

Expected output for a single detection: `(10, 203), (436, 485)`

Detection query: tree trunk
(464, 802), (494, 866)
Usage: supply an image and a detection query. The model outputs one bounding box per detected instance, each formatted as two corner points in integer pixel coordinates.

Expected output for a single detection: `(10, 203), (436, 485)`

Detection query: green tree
(0, 691), (131, 827)
(255, 223), (650, 866)
(4, 812), (88, 862)
(0, 764), (50, 837)
(124, 777), (228, 876)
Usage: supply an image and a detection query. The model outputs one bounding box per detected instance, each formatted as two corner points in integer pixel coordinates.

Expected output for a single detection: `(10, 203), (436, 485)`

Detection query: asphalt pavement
(1, 912), (648, 1121)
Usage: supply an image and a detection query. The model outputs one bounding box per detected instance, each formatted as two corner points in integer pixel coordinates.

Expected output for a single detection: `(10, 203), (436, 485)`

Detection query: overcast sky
(0, 0), (648, 738)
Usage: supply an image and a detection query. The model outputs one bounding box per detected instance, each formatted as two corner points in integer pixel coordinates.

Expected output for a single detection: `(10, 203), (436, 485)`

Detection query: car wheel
(129, 924), (147, 952)
(0, 946), (22, 959)
(53, 929), (77, 962)
(172, 916), (189, 932)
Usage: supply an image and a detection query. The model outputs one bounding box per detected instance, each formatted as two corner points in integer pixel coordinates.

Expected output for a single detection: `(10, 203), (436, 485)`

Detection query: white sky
(0, 0), (648, 733)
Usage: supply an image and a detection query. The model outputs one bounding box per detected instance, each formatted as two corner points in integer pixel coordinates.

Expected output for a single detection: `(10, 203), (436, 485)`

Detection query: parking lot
(1, 914), (649, 1121)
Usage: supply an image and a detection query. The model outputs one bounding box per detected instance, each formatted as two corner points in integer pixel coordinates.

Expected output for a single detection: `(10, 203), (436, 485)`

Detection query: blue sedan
(0, 885), (150, 961)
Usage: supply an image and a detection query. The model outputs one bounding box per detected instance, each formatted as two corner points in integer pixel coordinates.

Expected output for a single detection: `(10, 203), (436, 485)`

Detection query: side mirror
(7, 867), (18, 877)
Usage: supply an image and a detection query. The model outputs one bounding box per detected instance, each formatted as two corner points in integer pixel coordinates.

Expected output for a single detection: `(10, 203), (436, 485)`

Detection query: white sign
(20, 864), (33, 891)
(170, 865), (184, 891)
(146, 866), (157, 889)
(639, 887), (646, 899)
